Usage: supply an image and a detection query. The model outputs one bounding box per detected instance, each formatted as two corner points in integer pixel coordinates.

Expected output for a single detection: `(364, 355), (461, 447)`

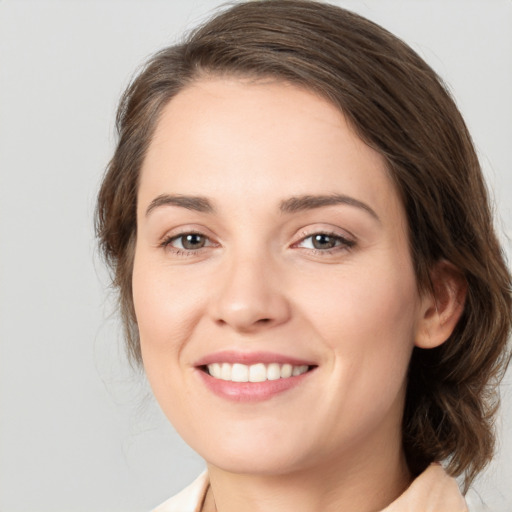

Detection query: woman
(96, 1), (511, 510)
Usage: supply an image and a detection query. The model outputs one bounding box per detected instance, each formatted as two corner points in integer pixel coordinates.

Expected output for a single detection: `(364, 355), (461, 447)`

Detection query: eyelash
(160, 231), (216, 256)
(160, 230), (356, 257)
(294, 231), (356, 255)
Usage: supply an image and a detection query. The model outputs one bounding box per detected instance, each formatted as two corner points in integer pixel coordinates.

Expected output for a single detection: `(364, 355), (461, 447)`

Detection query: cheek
(304, 261), (418, 338)
(132, 253), (204, 363)
(131, 257), (207, 423)
(299, 261), (419, 388)
(315, 271), (418, 441)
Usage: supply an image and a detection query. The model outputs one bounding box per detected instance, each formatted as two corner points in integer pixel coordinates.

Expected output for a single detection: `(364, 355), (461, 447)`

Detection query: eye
(296, 232), (355, 251)
(164, 232), (213, 251)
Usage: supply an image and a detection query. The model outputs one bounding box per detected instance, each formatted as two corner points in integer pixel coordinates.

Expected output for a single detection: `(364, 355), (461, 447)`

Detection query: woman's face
(133, 78), (427, 475)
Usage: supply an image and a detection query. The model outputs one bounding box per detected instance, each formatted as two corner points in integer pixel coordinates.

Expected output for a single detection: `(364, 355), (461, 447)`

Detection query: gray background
(0, 1), (511, 510)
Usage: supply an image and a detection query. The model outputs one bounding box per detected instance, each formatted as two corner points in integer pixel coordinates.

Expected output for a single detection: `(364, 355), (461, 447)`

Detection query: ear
(415, 260), (467, 349)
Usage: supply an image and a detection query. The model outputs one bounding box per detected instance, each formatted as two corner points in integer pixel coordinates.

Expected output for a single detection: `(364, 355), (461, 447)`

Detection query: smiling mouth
(201, 362), (315, 383)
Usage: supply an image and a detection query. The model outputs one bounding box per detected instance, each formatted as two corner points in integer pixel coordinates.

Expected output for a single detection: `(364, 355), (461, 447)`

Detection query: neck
(204, 439), (411, 512)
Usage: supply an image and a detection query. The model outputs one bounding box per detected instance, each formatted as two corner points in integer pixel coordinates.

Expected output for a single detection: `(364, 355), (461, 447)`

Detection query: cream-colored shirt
(152, 464), (468, 512)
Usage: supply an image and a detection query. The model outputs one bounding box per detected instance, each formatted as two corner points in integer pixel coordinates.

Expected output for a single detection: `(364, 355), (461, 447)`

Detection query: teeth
(280, 363), (293, 378)
(207, 362), (310, 382)
(231, 363), (249, 382)
(208, 363), (221, 379)
(249, 363), (266, 382)
(221, 363), (231, 380)
(267, 363), (281, 381)
(293, 365), (307, 376)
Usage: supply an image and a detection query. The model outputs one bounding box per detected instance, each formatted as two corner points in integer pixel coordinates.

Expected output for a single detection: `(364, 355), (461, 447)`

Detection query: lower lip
(196, 368), (314, 402)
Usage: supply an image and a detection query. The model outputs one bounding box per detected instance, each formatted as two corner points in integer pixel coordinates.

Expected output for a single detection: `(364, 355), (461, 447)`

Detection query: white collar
(152, 464), (468, 512)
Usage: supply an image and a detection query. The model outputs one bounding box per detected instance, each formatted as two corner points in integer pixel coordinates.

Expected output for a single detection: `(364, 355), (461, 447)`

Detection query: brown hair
(96, 0), (511, 490)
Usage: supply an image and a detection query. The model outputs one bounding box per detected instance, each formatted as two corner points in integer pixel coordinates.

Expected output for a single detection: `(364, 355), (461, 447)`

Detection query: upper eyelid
(158, 225), (356, 248)
(293, 226), (356, 243)
(164, 232), (216, 247)
(294, 233), (355, 249)
(159, 225), (218, 243)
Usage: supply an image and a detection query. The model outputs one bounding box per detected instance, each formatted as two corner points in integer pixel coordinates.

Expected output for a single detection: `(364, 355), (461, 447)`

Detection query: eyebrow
(145, 194), (214, 216)
(145, 192), (379, 221)
(280, 194), (380, 221)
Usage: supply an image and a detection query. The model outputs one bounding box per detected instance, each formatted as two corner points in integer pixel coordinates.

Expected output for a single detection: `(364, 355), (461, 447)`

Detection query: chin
(194, 430), (327, 477)
(205, 450), (311, 476)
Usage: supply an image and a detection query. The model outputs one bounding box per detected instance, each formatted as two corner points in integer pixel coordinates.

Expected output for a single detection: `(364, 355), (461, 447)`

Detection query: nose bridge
(211, 242), (290, 331)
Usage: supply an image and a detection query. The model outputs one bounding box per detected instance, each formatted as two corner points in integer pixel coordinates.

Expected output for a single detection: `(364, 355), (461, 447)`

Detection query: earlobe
(415, 261), (467, 349)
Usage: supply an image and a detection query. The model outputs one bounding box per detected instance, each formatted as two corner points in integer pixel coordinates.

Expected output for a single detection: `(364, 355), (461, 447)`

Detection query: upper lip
(194, 350), (317, 367)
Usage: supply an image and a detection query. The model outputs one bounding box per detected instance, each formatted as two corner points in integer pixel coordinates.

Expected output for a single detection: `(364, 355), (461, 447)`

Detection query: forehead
(139, 78), (403, 224)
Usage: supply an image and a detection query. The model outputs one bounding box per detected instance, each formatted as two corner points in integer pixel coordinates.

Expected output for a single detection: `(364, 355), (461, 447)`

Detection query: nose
(210, 251), (291, 333)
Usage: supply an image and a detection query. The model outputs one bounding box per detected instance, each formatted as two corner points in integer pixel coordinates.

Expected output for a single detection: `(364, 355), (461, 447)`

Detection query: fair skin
(133, 78), (464, 512)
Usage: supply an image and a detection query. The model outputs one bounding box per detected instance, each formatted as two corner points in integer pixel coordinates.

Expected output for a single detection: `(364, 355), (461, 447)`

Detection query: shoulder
(381, 464), (468, 512)
(151, 471), (209, 512)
